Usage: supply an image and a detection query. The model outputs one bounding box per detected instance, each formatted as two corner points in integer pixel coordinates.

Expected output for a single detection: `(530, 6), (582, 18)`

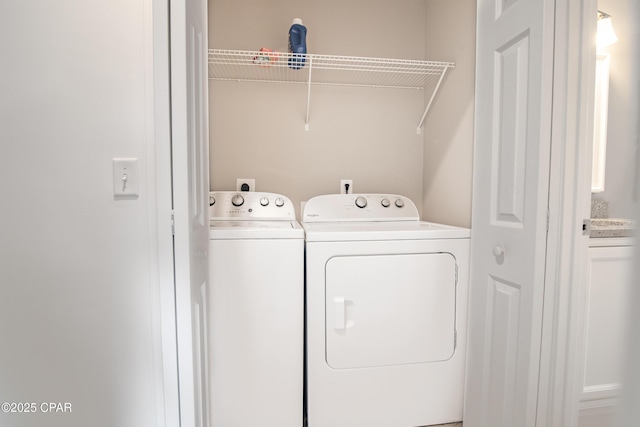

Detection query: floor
(429, 424), (462, 427)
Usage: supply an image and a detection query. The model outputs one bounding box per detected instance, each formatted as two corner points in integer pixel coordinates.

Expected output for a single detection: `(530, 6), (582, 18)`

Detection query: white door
(170, 0), (210, 425)
(465, 0), (555, 426)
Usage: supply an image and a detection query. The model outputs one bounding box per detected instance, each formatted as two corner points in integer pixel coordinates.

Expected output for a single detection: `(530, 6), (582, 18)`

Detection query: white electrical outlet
(340, 179), (353, 194)
(236, 178), (255, 192)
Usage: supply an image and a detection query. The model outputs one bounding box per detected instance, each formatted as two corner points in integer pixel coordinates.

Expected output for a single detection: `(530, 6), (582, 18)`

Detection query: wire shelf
(208, 49), (455, 132)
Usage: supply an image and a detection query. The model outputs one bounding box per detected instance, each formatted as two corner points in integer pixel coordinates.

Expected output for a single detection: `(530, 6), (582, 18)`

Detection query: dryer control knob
(381, 198), (390, 208)
(395, 198), (405, 208)
(231, 194), (244, 207)
(355, 197), (368, 208)
(275, 198), (285, 207)
(260, 197), (269, 206)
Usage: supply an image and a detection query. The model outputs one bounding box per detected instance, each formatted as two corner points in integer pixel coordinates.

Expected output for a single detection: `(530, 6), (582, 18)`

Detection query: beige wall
(422, 0), (476, 227)
(209, 0), (476, 222)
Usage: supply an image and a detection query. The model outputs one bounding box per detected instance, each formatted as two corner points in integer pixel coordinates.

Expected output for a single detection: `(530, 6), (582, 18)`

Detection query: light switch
(113, 158), (139, 197)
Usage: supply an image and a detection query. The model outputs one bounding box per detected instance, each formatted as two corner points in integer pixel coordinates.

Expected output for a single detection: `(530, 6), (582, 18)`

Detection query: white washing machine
(302, 194), (470, 427)
(208, 191), (304, 427)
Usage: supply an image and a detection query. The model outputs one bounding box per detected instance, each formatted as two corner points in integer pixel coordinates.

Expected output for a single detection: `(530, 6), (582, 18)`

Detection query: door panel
(188, 25), (206, 230)
(170, 0), (210, 425)
(466, 0), (555, 426)
(484, 277), (523, 423)
(493, 33), (529, 226)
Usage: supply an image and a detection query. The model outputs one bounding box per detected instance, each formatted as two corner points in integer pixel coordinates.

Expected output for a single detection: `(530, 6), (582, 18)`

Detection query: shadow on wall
(421, 0), (477, 228)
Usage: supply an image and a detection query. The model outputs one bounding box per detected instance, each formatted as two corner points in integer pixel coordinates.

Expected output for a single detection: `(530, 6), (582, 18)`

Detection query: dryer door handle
(334, 297), (346, 330)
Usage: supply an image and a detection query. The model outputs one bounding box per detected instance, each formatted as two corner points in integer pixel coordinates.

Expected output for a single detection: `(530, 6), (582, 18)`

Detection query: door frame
(151, 0), (599, 425)
(154, 0), (212, 424)
(153, 0), (181, 425)
(537, 0), (597, 426)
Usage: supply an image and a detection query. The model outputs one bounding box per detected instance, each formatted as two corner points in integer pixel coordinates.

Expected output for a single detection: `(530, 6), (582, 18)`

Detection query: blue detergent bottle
(288, 18), (307, 70)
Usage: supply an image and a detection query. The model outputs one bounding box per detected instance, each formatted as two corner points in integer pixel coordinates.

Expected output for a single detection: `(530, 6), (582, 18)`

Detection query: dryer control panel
(303, 194), (419, 222)
(209, 191), (296, 220)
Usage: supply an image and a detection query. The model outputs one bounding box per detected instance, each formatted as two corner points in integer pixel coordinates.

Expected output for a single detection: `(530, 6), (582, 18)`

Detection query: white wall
(0, 2), (165, 426)
(614, 3), (640, 426)
(592, 0), (639, 218)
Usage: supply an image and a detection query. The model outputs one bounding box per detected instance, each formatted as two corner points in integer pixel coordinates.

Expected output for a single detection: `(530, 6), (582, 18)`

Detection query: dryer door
(325, 252), (457, 369)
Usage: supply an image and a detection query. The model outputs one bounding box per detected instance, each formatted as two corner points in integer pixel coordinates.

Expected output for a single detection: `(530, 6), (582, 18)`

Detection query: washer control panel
(209, 191), (296, 220)
(302, 194), (419, 222)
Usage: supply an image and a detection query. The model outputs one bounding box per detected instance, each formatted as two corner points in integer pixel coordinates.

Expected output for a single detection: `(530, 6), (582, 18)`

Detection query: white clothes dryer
(302, 194), (470, 427)
(208, 191), (304, 427)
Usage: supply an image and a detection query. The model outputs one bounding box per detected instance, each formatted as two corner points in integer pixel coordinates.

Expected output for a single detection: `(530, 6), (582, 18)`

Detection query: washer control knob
(355, 197), (368, 208)
(260, 197), (269, 206)
(395, 198), (405, 208)
(209, 195), (216, 206)
(231, 194), (244, 207)
(275, 198), (285, 207)
(381, 198), (391, 208)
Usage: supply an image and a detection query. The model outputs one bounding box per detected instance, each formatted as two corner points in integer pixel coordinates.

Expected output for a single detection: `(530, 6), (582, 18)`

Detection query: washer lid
(210, 220), (303, 239)
(302, 220), (470, 241)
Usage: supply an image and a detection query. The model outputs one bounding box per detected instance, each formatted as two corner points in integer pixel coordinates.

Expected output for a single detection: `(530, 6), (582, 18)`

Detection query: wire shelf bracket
(208, 49), (455, 134)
